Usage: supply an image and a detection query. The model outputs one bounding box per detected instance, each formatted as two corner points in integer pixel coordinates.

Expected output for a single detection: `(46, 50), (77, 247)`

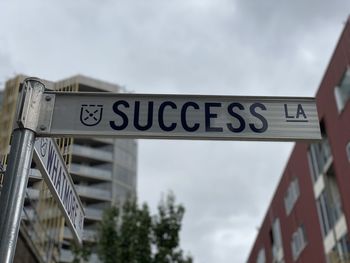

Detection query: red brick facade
(247, 17), (350, 263)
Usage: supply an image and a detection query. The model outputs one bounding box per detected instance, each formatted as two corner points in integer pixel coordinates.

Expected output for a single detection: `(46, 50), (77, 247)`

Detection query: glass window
(326, 165), (343, 222)
(316, 191), (333, 237)
(271, 218), (284, 261)
(338, 234), (350, 260)
(291, 224), (307, 261)
(334, 67), (350, 112)
(256, 248), (266, 263)
(284, 177), (300, 215)
(308, 134), (332, 183)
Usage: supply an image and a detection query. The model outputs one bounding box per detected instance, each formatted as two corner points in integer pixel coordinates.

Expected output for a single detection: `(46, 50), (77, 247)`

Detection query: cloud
(0, 0), (349, 262)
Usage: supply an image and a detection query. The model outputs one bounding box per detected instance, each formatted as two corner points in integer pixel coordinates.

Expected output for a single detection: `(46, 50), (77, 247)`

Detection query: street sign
(0, 78), (322, 263)
(37, 92), (321, 141)
(33, 137), (84, 244)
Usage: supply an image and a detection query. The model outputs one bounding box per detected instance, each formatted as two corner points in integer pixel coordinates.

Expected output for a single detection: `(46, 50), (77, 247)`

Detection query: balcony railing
(85, 207), (103, 221)
(29, 168), (42, 180)
(63, 227), (97, 242)
(70, 163), (112, 181)
(75, 185), (111, 201)
(72, 144), (113, 162)
(26, 188), (39, 200)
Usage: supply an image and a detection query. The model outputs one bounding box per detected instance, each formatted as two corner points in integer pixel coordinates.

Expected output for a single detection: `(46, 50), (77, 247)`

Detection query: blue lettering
(158, 101), (177, 131)
(181, 102), (200, 132)
(46, 143), (55, 174)
(249, 103), (268, 133)
(54, 169), (61, 193)
(284, 104), (294, 119)
(110, 100), (129, 130)
(227, 102), (245, 133)
(51, 155), (60, 182)
(205, 102), (223, 132)
(296, 104), (307, 119)
(134, 101), (153, 131)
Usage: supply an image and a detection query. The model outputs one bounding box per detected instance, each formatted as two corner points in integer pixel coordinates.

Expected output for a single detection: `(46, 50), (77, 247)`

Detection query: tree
(152, 192), (192, 263)
(118, 200), (152, 263)
(71, 242), (92, 263)
(73, 192), (192, 263)
(97, 206), (120, 263)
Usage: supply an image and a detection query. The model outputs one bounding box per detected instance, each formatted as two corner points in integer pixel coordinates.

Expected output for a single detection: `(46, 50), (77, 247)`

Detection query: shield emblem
(80, 104), (103, 126)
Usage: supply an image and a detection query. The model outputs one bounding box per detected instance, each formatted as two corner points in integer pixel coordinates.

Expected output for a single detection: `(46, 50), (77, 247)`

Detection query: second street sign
(33, 137), (84, 244)
(37, 92), (321, 141)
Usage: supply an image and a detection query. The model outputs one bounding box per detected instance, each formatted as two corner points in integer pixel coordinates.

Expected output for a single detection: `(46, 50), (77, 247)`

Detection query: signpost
(37, 92), (321, 141)
(33, 137), (84, 244)
(0, 77), (322, 263)
(0, 79), (44, 263)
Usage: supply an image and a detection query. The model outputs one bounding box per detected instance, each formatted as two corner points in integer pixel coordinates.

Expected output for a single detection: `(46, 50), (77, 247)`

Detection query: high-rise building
(247, 18), (350, 263)
(0, 75), (138, 263)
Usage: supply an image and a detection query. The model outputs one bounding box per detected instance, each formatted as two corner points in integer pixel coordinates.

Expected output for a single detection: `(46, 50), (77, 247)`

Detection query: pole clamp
(16, 78), (46, 132)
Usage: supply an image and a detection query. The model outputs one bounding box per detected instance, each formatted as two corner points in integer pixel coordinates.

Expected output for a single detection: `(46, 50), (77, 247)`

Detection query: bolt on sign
(36, 92), (321, 141)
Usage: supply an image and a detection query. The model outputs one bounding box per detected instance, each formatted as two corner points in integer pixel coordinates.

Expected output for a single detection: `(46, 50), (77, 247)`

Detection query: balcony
(72, 144), (113, 163)
(28, 168), (42, 180)
(85, 207), (103, 221)
(26, 188), (39, 200)
(70, 163), (112, 182)
(75, 185), (111, 201)
(63, 227), (97, 242)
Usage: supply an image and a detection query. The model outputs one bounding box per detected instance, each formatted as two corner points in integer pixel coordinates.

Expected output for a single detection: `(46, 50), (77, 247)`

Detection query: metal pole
(0, 129), (35, 263)
(0, 78), (45, 263)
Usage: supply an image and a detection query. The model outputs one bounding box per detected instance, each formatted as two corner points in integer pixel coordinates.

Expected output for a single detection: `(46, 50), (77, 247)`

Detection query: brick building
(247, 17), (350, 263)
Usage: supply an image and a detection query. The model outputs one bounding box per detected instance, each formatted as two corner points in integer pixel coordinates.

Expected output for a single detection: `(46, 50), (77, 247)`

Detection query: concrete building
(0, 75), (138, 263)
(247, 18), (350, 263)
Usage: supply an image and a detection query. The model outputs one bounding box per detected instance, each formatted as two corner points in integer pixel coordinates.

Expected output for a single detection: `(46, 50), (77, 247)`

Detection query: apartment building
(247, 17), (350, 263)
(0, 75), (138, 263)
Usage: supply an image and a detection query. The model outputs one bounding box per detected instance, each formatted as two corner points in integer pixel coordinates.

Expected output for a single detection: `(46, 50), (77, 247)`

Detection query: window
(308, 132), (332, 182)
(271, 218), (284, 261)
(334, 67), (350, 112)
(256, 248), (266, 263)
(284, 177), (300, 215)
(326, 165), (343, 222)
(316, 191), (333, 237)
(327, 234), (350, 261)
(337, 234), (350, 260)
(291, 225), (307, 261)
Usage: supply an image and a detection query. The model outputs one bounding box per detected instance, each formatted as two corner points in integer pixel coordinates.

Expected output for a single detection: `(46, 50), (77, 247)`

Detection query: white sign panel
(37, 92), (321, 141)
(33, 137), (84, 244)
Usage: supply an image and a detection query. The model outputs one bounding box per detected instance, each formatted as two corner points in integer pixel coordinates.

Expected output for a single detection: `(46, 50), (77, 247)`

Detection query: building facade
(247, 18), (350, 263)
(0, 75), (138, 263)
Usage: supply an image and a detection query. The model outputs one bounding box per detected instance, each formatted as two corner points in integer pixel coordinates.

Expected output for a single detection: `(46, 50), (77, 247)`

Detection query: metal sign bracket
(37, 93), (55, 134)
(16, 78), (45, 132)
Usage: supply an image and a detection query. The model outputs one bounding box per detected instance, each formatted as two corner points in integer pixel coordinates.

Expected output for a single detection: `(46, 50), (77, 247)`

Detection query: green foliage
(153, 193), (192, 263)
(73, 192), (192, 263)
(71, 242), (92, 263)
(97, 206), (120, 263)
(119, 199), (152, 263)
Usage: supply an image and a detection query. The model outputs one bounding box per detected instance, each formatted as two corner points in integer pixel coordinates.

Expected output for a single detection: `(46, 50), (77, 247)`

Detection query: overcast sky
(1, 1), (349, 262)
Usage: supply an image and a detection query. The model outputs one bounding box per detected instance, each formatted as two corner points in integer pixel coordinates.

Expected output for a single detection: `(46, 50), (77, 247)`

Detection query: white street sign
(33, 137), (84, 244)
(37, 92), (321, 141)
